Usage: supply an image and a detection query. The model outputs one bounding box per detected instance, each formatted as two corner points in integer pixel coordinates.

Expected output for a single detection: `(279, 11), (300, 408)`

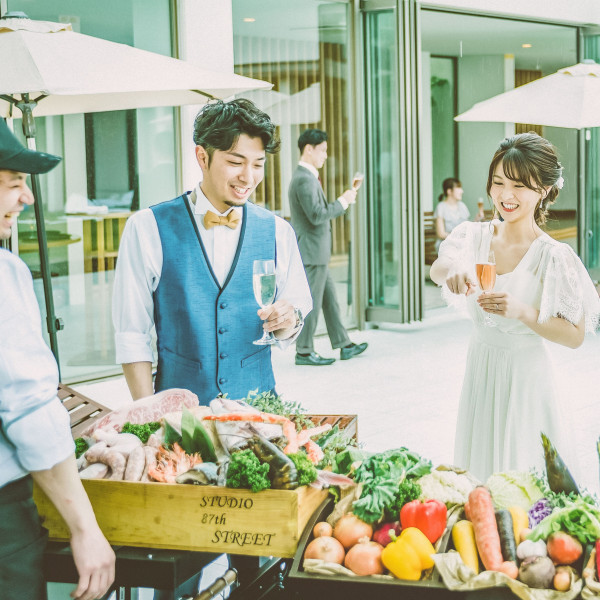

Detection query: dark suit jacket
(288, 165), (345, 266)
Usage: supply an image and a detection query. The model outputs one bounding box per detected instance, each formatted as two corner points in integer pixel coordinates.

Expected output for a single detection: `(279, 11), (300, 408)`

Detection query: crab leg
(203, 412), (299, 454)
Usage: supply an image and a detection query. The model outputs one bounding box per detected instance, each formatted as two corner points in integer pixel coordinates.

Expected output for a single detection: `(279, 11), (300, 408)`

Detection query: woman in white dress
(434, 178), (471, 252)
(430, 133), (600, 482)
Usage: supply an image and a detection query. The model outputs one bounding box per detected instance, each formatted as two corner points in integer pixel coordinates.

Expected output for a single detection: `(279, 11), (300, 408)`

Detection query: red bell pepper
(400, 499), (447, 544)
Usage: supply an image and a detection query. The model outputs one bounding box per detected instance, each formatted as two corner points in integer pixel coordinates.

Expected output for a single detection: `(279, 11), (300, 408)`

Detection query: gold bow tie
(203, 210), (241, 230)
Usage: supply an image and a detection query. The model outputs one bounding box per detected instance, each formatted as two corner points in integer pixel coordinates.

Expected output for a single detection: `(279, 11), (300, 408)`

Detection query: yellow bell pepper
(400, 527), (436, 569)
(381, 527), (435, 580)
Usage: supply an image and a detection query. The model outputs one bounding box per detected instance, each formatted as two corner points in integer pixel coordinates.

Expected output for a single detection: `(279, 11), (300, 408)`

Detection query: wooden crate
(35, 411), (357, 558)
(34, 479), (327, 558)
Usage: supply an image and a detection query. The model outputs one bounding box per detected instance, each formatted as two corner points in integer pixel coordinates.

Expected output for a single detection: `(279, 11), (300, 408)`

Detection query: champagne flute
(352, 171), (364, 191)
(253, 259), (277, 345)
(476, 250), (496, 325)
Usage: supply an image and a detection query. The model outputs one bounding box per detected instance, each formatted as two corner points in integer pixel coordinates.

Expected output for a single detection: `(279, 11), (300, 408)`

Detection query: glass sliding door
(364, 9), (402, 312)
(583, 32), (600, 283)
(362, 0), (422, 323)
(232, 0), (357, 332)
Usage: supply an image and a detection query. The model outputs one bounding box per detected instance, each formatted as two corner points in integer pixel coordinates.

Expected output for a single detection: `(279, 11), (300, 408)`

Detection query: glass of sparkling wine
(253, 259), (277, 345)
(476, 250), (496, 325)
(352, 171), (365, 191)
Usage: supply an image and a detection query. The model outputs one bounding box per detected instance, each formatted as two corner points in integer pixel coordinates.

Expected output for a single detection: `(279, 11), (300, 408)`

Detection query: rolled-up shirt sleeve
(0, 255), (73, 477)
(112, 210), (162, 364)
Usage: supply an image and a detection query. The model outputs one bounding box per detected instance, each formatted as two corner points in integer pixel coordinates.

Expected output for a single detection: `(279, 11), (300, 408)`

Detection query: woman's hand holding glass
(477, 291), (529, 321)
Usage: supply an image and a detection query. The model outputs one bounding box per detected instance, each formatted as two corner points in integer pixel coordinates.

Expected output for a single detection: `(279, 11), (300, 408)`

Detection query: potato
(518, 556), (556, 589)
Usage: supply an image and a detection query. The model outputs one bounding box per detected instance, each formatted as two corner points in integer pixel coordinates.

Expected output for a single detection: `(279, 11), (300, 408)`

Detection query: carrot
(466, 487), (503, 571)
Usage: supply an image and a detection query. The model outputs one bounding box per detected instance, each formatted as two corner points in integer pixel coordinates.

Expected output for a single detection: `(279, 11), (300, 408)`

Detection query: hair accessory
(556, 176), (564, 189)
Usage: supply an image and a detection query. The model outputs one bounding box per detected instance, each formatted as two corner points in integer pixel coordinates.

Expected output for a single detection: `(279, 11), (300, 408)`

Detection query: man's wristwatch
(293, 308), (304, 329)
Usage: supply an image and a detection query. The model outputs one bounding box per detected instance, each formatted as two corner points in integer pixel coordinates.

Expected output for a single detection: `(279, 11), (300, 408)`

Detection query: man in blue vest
(113, 99), (312, 405)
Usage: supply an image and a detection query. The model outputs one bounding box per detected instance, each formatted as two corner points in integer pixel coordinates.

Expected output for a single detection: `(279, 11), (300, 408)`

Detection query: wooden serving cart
(41, 384), (357, 599)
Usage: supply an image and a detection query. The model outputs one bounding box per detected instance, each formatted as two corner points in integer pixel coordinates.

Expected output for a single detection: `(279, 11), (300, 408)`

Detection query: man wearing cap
(0, 119), (115, 600)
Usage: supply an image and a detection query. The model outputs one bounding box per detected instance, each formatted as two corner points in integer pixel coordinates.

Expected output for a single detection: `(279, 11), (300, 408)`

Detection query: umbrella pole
(14, 96), (63, 373)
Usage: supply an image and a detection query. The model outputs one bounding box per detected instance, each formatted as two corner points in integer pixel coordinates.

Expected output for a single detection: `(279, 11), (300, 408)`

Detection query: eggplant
(541, 432), (579, 496)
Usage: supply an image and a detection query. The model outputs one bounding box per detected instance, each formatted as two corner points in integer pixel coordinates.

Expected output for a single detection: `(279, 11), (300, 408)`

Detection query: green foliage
(121, 421), (161, 444)
(243, 389), (313, 431)
(226, 449), (271, 493)
(74, 437), (89, 459)
(316, 425), (359, 469)
(351, 448), (431, 524)
(288, 451), (318, 486)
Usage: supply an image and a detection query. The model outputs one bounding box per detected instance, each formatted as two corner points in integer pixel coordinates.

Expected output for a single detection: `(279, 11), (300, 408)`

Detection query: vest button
(219, 352), (228, 359)
(219, 377), (227, 385)
(218, 327), (227, 334)
(220, 302), (228, 309)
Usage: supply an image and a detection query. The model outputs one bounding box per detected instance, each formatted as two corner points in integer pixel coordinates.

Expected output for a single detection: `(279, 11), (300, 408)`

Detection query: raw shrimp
(147, 443), (202, 483)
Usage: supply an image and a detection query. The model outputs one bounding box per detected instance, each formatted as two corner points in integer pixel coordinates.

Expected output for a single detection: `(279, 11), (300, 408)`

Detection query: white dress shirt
(0, 250), (74, 487)
(113, 186), (312, 364)
(298, 161), (349, 210)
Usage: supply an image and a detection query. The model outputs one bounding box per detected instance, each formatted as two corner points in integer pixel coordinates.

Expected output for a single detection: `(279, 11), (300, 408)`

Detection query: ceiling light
(243, 18), (255, 23)
(522, 43), (532, 48)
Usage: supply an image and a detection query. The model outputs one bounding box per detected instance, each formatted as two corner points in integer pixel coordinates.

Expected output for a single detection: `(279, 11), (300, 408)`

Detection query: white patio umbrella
(455, 61), (600, 130)
(0, 18), (271, 116)
(0, 16), (272, 367)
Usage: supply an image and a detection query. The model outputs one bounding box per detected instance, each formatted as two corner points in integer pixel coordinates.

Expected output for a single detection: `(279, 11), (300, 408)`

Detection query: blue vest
(150, 195), (276, 405)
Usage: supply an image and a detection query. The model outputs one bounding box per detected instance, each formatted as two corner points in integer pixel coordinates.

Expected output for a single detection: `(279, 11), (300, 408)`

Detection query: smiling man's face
(195, 134), (266, 213)
(0, 170), (34, 240)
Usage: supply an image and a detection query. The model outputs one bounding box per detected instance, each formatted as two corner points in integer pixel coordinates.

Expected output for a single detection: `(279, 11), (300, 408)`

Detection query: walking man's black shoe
(295, 352), (336, 366)
(340, 342), (368, 360)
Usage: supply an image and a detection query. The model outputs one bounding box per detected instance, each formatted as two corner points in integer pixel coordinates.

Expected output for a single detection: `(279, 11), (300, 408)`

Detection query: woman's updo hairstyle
(486, 132), (563, 226)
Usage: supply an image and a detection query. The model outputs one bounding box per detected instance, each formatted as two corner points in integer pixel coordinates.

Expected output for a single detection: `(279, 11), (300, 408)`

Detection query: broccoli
(226, 449), (271, 492)
(121, 421), (161, 443)
(74, 437), (88, 459)
(288, 452), (318, 487)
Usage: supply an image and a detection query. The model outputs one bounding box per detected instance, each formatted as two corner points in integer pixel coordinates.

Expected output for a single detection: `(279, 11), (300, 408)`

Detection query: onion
(313, 521), (333, 538)
(344, 538), (384, 576)
(304, 535), (345, 564)
(333, 513), (373, 549)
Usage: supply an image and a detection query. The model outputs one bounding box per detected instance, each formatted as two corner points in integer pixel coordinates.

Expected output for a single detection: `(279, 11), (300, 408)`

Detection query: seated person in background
(434, 177), (470, 251)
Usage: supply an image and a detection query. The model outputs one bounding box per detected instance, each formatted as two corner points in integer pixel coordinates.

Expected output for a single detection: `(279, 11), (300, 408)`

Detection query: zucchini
(495, 509), (517, 563)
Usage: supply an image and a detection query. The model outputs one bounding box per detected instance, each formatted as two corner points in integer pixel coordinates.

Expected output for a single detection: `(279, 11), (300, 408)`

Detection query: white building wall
(423, 0), (600, 26)
(177, 0), (234, 190)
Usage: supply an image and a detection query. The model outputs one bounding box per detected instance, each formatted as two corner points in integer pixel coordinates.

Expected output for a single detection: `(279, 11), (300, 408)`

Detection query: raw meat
(81, 388), (199, 436)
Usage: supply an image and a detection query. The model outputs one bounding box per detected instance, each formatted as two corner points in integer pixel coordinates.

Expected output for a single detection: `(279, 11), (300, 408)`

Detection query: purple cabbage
(528, 498), (553, 528)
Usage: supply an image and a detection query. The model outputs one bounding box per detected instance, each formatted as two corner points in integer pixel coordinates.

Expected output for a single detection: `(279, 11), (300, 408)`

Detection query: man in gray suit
(289, 129), (367, 366)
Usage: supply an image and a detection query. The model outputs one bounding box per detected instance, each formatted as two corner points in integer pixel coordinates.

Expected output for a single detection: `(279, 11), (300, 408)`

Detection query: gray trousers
(296, 264), (350, 354)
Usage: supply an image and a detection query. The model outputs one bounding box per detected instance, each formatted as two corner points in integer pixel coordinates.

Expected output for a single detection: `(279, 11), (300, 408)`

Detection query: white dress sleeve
(436, 221), (480, 310)
(538, 243), (600, 333)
